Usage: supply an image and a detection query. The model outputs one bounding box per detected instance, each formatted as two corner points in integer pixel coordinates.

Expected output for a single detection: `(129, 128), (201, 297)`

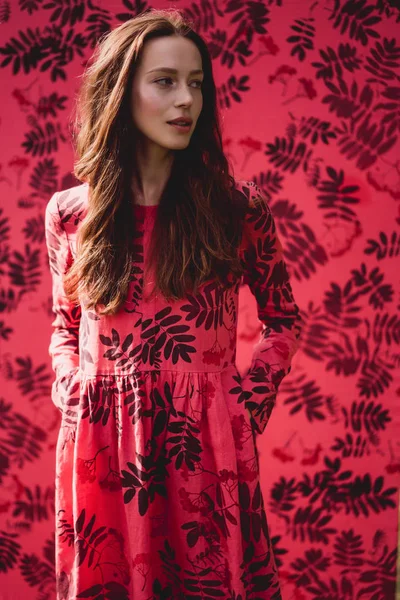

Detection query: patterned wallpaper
(0, 1), (399, 598)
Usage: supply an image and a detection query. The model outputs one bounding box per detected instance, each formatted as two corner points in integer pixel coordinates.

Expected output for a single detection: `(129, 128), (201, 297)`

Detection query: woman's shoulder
(45, 183), (89, 238)
(46, 182), (89, 218)
(57, 182), (89, 209)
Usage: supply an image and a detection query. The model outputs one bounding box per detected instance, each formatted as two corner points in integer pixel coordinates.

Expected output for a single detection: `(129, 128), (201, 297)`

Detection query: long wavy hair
(64, 8), (246, 316)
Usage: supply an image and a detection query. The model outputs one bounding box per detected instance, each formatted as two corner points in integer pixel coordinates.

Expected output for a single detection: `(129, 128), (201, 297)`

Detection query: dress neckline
(133, 204), (159, 211)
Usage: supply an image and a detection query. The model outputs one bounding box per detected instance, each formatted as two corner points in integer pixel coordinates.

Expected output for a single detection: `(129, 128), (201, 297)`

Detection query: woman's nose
(175, 85), (194, 106)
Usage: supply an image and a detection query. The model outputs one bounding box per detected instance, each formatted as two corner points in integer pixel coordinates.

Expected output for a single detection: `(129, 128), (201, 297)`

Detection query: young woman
(45, 8), (302, 599)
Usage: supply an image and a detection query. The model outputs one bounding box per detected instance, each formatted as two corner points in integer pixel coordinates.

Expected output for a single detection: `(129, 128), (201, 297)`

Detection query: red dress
(45, 179), (302, 600)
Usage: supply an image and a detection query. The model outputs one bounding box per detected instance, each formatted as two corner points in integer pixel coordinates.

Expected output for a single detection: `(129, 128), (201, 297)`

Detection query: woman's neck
(131, 146), (174, 206)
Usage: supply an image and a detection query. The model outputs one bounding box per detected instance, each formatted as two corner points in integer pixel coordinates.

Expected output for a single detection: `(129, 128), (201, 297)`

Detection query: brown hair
(65, 8), (245, 315)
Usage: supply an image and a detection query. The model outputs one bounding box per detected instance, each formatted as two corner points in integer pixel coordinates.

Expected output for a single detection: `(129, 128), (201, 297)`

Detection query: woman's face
(130, 35), (204, 154)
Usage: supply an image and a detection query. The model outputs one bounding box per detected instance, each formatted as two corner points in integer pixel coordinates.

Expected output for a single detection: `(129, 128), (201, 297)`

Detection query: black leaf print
(166, 411), (202, 471)
(208, 29), (251, 68)
(148, 382), (177, 437)
(0, 27), (47, 74)
(331, 433), (370, 458)
(329, 2), (382, 46)
(0, 531), (21, 574)
(76, 581), (130, 599)
(79, 378), (120, 426)
(324, 83), (397, 168)
(290, 507), (336, 544)
(287, 18), (315, 62)
(153, 410), (167, 437)
(9, 243), (41, 293)
(22, 122), (67, 156)
(182, 484), (239, 543)
(365, 230), (400, 259)
(291, 115), (339, 148)
(85, 8), (113, 50)
(181, 521), (203, 548)
(158, 539), (182, 594)
(358, 355), (394, 398)
(283, 375), (329, 422)
(43, 0), (86, 28)
(312, 42), (362, 81)
(0, 1), (11, 22)
(58, 190), (86, 226)
(123, 386), (147, 425)
(243, 541), (255, 564)
(18, 537), (56, 593)
(239, 482), (250, 510)
(183, 565), (225, 597)
(245, 391), (276, 434)
(229, 371), (248, 404)
(212, 511), (229, 537)
(0, 25), (87, 80)
(138, 487), (148, 516)
(37, 91), (68, 119)
(115, 0), (149, 24)
(215, 482), (223, 507)
(181, 282), (226, 330)
(265, 135), (313, 174)
(75, 509), (85, 534)
(218, 74), (250, 110)
(342, 399), (391, 433)
(238, 482), (266, 543)
(272, 198), (328, 281)
(225, 0), (269, 40)
(317, 167), (360, 221)
(334, 529), (365, 568)
(250, 556), (275, 582)
(140, 309), (196, 366)
(100, 328), (138, 370)
(241, 548), (277, 596)
(252, 482), (262, 510)
(121, 446), (169, 514)
(294, 456), (397, 518)
(83, 514), (96, 538)
(73, 510), (104, 568)
(13, 484), (54, 523)
(122, 333), (133, 352)
(185, 2), (218, 34)
(0, 206), (10, 247)
(99, 334), (113, 346)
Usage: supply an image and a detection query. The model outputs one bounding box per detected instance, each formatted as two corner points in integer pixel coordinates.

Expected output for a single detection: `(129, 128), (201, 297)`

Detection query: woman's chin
(164, 139), (191, 150)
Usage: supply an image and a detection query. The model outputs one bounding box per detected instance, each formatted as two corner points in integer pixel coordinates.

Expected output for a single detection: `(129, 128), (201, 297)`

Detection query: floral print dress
(45, 179), (302, 600)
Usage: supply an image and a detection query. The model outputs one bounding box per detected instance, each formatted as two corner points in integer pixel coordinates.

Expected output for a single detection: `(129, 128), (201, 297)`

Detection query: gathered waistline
(78, 365), (239, 378)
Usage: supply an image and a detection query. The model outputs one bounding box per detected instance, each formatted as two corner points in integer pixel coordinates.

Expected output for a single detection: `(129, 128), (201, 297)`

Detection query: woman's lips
(167, 122), (191, 133)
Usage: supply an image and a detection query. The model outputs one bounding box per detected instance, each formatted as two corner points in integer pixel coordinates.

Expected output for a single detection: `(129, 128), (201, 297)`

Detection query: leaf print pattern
(44, 194), (81, 412)
(1, 3), (398, 599)
(41, 180), (301, 598)
(234, 181), (303, 435)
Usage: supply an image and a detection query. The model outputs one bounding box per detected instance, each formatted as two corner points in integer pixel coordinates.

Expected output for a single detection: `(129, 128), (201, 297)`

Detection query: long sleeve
(45, 191), (81, 412)
(238, 181), (303, 435)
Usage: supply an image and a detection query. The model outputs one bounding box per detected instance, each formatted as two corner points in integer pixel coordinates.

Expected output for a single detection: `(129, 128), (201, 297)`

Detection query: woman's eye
(154, 78), (203, 88)
(155, 78), (173, 86)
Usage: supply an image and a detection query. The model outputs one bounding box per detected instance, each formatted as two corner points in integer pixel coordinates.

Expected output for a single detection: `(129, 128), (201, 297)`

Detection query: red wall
(0, 1), (399, 598)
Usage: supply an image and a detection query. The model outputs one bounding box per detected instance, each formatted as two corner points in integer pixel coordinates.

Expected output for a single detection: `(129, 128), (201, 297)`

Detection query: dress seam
(79, 367), (238, 377)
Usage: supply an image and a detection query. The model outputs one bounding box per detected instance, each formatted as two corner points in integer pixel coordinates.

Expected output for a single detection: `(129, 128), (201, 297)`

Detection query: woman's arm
(238, 181), (303, 435)
(45, 191), (81, 412)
